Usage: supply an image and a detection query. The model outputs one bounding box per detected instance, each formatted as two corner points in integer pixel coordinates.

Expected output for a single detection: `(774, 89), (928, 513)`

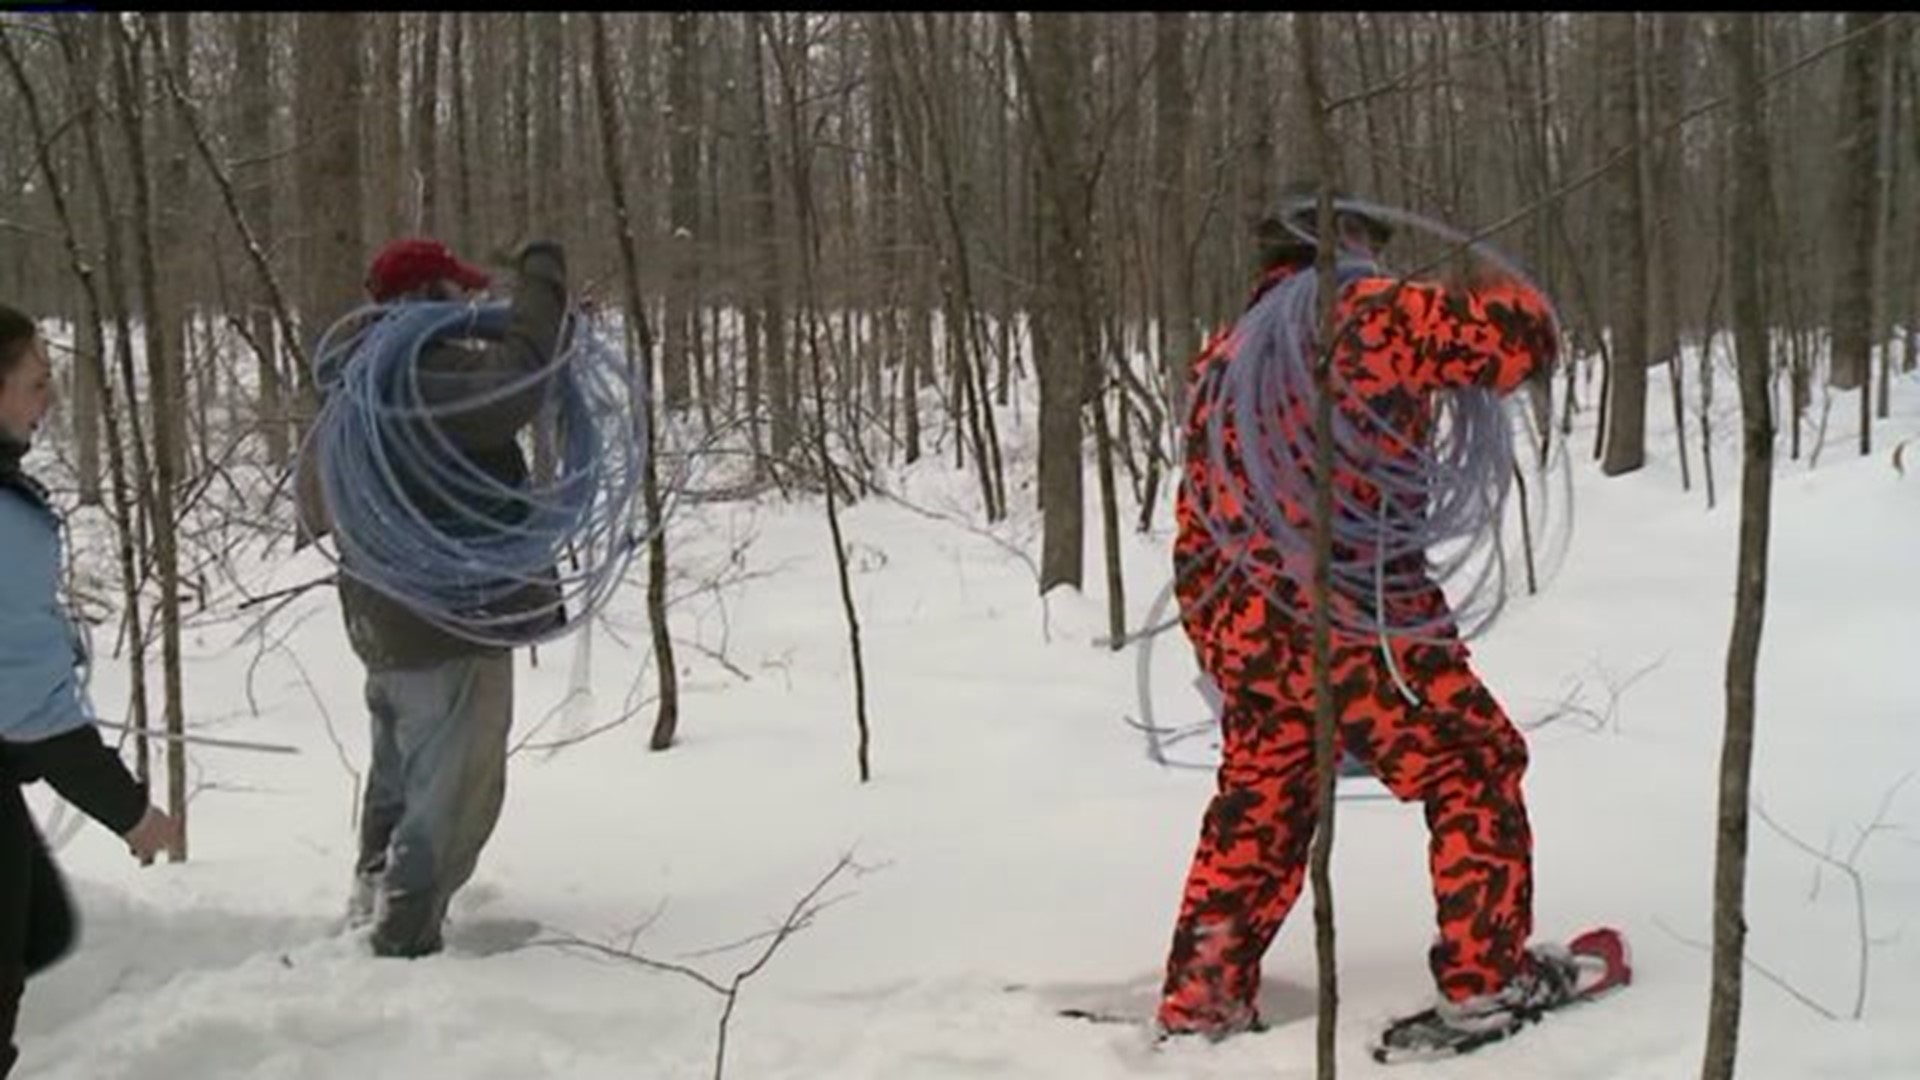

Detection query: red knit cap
(365, 237), (492, 301)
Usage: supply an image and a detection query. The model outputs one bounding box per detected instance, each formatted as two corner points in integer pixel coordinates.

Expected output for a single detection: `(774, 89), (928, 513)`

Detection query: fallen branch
(1753, 773), (1913, 1021)
(236, 574), (336, 612)
(94, 719), (299, 756)
(1656, 916), (1842, 1022)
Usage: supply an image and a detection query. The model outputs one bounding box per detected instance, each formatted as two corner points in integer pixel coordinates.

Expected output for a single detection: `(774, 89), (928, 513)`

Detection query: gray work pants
(354, 651), (512, 957)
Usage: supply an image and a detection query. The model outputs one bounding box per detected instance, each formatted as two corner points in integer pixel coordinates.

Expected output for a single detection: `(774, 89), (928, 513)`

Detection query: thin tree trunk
(1297, 14), (1342, 1077)
(664, 12), (699, 414)
(1005, 12), (1089, 594)
(508, 13), (532, 233)
(1700, 203), (1726, 511)
(1090, 366), (1127, 647)
(763, 12), (873, 782)
(57, 17), (158, 793)
(748, 15), (794, 468)
(1870, 16), (1897, 424)
(412, 13), (442, 234)
(525, 15), (566, 490)
(154, 18), (309, 400)
(1152, 12), (1194, 428)
(373, 15), (405, 238)
(293, 14), (365, 374)
(108, 17), (189, 863)
(1, 23), (148, 823)
(71, 296), (103, 505)
(1601, 13), (1650, 476)
(586, 13), (680, 752)
(867, 15), (903, 464)
(1703, 13), (1773, 1078)
(1829, 12), (1888, 400)
(234, 12), (289, 467)
(449, 12), (475, 257)
(891, 13), (1007, 521)
(530, 14), (561, 238)
(157, 13), (193, 481)
(1652, 18), (1692, 489)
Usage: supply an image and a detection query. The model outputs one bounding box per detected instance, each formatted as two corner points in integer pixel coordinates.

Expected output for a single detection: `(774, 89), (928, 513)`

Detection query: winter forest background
(1, 12), (1917, 1080)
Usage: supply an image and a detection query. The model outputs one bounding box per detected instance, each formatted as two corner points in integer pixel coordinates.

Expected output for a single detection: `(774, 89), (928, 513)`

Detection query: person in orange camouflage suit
(1157, 196), (1562, 1038)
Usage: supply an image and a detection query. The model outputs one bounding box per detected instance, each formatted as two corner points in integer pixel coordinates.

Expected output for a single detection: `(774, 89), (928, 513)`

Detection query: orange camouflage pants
(1158, 633), (1534, 1033)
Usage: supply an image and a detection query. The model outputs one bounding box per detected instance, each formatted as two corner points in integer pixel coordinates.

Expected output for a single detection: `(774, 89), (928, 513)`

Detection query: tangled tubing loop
(304, 301), (655, 649)
(1129, 197), (1577, 752)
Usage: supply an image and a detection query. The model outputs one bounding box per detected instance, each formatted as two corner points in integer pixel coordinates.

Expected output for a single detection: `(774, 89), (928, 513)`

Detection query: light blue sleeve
(0, 490), (92, 743)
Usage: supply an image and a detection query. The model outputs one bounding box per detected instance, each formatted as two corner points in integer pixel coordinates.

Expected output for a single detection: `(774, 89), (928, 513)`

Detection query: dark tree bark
(234, 11), (288, 467)
(1005, 12), (1091, 594)
(411, 13), (442, 235)
(663, 12), (700, 414)
(586, 13), (681, 752)
(1297, 16), (1344, 1075)
(1600, 13), (1650, 476)
(108, 17), (189, 862)
(1702, 13), (1775, 1079)
(1829, 10), (1890, 408)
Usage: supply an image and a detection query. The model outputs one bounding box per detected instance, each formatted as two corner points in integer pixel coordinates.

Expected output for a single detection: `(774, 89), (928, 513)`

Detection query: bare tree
(292, 14), (365, 350)
(1298, 15), (1344, 1075)
(885, 13), (1008, 522)
(156, 13), (198, 477)
(368, 15), (405, 239)
(746, 14), (796, 469)
(529, 14), (562, 239)
(586, 12), (681, 753)
(1646, 16), (1692, 491)
(49, 17), (162, 792)
(233, 12), (288, 467)
(1004, 12), (1091, 594)
(410, 13), (442, 235)
(1152, 12), (1195, 422)
(764, 12), (875, 782)
(447, 14), (475, 256)
(0, 20), (150, 819)
(107, 16), (190, 861)
(1600, 13), (1651, 476)
(507, 13), (532, 234)
(1703, 12), (1775, 1078)
(1828, 12), (1892, 464)
(663, 12), (699, 414)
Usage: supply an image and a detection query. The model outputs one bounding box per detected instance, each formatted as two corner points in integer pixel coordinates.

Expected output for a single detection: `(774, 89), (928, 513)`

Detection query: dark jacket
(297, 243), (571, 671)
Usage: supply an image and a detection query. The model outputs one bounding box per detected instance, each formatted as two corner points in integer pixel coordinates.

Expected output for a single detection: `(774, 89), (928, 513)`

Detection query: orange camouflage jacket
(1173, 260), (1559, 667)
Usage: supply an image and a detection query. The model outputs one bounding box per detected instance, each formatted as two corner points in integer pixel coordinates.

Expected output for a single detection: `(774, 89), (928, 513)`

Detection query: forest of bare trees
(0, 13), (1915, 1073)
(0, 1), (1913, 871)
(2, 14), (1911, 512)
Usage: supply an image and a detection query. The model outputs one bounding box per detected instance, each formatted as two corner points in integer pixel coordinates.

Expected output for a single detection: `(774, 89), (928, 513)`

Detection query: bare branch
(1657, 916), (1843, 1022)
(515, 853), (872, 1080)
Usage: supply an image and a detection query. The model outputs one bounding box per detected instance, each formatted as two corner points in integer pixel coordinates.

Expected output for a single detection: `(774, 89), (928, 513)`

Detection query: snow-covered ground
(16, 349), (1920, 1079)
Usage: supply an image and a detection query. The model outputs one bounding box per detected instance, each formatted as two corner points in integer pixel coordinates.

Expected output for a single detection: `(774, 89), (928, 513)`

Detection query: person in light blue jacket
(0, 303), (177, 1079)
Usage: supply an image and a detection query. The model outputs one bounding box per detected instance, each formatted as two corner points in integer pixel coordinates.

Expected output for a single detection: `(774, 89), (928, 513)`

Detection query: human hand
(1439, 253), (1515, 294)
(123, 805), (180, 862)
(487, 235), (562, 269)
